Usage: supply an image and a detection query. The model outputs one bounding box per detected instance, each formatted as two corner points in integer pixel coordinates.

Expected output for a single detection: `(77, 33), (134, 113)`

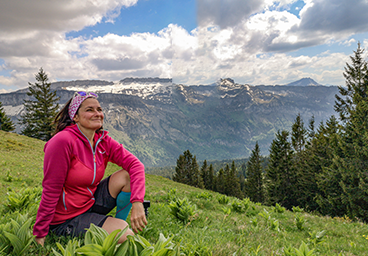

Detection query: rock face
(0, 78), (339, 167)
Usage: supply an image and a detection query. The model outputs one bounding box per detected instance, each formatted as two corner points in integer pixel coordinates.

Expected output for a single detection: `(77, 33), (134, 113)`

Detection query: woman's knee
(102, 217), (134, 243)
(108, 169), (131, 198)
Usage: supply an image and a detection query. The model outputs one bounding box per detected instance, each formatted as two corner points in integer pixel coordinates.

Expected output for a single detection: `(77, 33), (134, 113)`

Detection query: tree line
(173, 43), (368, 222)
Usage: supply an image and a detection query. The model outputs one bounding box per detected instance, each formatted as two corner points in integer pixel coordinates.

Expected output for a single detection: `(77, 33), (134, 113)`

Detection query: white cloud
(1, 0), (368, 91)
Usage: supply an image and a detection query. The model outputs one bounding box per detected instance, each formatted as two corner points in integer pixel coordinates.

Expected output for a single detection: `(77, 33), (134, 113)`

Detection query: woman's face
(73, 98), (104, 132)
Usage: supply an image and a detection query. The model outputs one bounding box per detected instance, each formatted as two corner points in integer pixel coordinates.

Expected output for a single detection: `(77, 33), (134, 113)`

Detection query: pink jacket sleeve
(33, 134), (72, 238)
(106, 136), (145, 203)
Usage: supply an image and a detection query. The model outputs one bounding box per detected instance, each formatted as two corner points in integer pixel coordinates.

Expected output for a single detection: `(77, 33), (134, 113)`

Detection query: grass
(1, 130), (368, 255)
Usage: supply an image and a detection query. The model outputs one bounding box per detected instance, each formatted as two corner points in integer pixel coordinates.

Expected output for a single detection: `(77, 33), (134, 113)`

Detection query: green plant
(270, 218), (280, 232)
(221, 207), (231, 215)
(4, 187), (42, 213)
(292, 206), (304, 213)
(196, 192), (212, 200)
(169, 197), (197, 224)
(293, 242), (315, 256)
(295, 214), (306, 231)
(274, 203), (286, 213)
(217, 195), (229, 204)
(52, 238), (80, 256)
(0, 213), (35, 256)
(231, 199), (250, 214)
(258, 209), (271, 225)
(74, 224), (127, 256)
(307, 230), (326, 246)
(167, 188), (178, 201)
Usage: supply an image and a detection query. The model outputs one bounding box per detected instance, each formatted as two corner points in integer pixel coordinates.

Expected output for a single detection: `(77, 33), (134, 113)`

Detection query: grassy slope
(1, 130), (368, 255)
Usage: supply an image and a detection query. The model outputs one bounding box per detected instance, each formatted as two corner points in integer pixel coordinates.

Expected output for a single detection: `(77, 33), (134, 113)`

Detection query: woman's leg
(108, 169), (131, 197)
(102, 217), (134, 243)
(108, 170), (132, 220)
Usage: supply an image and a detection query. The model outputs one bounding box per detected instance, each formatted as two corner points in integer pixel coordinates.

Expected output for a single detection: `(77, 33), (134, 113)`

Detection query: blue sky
(1, 0), (368, 93)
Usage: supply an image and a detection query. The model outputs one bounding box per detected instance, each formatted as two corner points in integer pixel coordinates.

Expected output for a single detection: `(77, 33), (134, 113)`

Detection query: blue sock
(115, 191), (132, 221)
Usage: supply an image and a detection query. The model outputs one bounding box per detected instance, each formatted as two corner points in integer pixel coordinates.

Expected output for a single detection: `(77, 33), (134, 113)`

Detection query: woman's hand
(130, 202), (148, 233)
(35, 237), (46, 247)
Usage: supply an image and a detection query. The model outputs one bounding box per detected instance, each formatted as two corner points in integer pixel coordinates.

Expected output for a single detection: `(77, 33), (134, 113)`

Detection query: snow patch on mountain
(65, 81), (174, 100)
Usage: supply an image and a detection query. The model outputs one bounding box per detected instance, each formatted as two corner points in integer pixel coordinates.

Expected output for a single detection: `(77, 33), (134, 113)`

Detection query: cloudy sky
(1, 0), (368, 93)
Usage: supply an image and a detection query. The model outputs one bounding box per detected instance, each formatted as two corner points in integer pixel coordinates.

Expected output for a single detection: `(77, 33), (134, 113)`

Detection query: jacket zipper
(76, 125), (104, 199)
(63, 187), (67, 210)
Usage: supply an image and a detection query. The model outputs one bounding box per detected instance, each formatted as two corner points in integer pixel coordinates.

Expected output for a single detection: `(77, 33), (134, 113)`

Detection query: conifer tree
(335, 42), (368, 121)
(173, 150), (204, 188)
(200, 160), (210, 189)
(291, 113), (307, 153)
(0, 101), (15, 132)
(19, 68), (59, 141)
(216, 168), (225, 194)
(312, 117), (344, 215)
(245, 142), (264, 203)
(265, 130), (297, 209)
(319, 43), (368, 220)
(208, 164), (215, 191)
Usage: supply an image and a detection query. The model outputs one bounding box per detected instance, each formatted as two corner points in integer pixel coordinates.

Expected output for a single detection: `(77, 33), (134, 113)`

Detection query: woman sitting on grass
(33, 91), (147, 246)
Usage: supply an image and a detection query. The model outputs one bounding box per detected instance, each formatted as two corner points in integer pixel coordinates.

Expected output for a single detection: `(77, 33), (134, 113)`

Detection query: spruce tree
(0, 101), (15, 132)
(265, 130), (297, 209)
(19, 68), (59, 141)
(200, 160), (209, 189)
(321, 43), (368, 220)
(208, 164), (215, 191)
(245, 142), (264, 203)
(291, 113), (307, 153)
(173, 150), (204, 188)
(335, 42), (368, 121)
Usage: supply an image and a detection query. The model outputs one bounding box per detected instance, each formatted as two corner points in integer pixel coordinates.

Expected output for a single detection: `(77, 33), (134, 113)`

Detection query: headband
(68, 91), (98, 120)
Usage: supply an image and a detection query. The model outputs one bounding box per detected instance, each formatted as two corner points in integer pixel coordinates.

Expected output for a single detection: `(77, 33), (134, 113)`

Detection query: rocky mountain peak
(286, 77), (321, 86)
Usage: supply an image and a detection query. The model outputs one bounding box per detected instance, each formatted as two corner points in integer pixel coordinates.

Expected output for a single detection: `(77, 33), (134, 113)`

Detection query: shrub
(0, 213), (35, 256)
(217, 195), (229, 204)
(169, 197), (197, 224)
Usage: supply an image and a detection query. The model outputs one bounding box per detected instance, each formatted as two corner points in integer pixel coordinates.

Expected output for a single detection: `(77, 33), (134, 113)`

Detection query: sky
(1, 0), (368, 93)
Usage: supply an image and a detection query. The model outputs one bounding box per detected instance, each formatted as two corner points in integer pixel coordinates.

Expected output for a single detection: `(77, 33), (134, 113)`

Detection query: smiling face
(73, 98), (104, 133)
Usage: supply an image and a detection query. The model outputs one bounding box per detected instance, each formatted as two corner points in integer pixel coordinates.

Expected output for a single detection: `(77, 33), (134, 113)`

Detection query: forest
(169, 43), (368, 222)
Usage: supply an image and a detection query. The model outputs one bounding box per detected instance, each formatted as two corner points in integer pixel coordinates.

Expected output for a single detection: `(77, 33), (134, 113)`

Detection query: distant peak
(119, 77), (172, 84)
(219, 78), (235, 86)
(286, 77), (321, 86)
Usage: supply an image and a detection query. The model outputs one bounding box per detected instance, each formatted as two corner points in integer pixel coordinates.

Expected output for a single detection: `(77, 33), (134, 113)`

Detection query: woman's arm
(33, 133), (72, 240)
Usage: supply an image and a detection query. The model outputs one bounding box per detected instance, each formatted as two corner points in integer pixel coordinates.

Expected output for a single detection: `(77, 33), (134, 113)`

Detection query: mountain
(0, 77), (339, 167)
(286, 77), (321, 86)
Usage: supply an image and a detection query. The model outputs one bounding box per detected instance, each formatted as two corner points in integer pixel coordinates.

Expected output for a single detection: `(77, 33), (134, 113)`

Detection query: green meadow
(0, 130), (368, 255)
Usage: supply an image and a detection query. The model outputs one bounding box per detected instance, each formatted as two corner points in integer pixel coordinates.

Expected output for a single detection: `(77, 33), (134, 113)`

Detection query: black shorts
(49, 176), (116, 237)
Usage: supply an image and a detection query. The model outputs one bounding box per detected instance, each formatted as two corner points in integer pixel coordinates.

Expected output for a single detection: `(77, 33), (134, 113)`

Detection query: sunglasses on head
(74, 91), (98, 98)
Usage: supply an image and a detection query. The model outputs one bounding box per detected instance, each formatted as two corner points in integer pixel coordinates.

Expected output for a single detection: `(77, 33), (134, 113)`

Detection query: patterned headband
(68, 91), (98, 120)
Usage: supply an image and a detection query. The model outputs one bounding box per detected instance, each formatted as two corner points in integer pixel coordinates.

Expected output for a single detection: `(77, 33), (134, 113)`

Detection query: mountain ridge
(0, 77), (339, 166)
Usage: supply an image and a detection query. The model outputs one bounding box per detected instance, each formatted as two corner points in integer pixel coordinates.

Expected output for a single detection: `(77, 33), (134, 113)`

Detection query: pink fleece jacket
(33, 124), (145, 238)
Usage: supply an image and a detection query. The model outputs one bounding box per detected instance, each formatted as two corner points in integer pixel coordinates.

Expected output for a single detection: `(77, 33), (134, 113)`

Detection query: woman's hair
(52, 97), (103, 136)
(52, 98), (74, 135)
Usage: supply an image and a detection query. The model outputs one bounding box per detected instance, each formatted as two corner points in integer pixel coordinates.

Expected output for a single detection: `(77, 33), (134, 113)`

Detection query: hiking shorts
(49, 176), (116, 237)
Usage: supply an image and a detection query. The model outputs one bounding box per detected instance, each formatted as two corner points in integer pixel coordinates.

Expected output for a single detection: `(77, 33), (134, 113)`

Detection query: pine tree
(291, 113), (307, 153)
(208, 164), (215, 191)
(173, 150), (204, 188)
(335, 42), (368, 121)
(321, 43), (368, 221)
(200, 160), (210, 189)
(0, 101), (15, 132)
(216, 168), (225, 194)
(19, 68), (59, 141)
(245, 142), (264, 203)
(265, 130), (297, 209)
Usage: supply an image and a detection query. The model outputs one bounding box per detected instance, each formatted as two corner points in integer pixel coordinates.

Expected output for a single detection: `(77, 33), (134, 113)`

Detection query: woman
(33, 91), (147, 246)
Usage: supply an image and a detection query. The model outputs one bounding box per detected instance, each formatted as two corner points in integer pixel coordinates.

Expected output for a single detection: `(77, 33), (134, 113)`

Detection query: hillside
(0, 131), (367, 255)
(0, 78), (339, 167)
